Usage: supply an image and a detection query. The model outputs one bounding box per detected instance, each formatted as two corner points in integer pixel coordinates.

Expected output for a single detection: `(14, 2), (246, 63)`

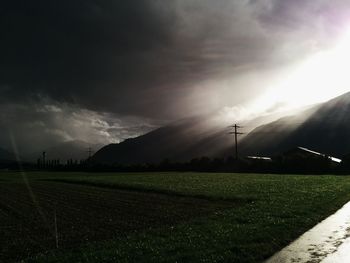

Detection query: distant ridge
(92, 91), (350, 165)
(239, 91), (350, 157)
(91, 116), (229, 164)
(91, 109), (299, 165)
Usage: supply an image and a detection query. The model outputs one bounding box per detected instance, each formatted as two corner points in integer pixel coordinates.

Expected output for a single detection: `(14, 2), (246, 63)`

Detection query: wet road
(266, 202), (350, 263)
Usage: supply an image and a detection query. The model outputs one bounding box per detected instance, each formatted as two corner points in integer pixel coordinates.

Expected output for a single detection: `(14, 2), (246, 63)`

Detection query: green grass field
(2, 172), (350, 262)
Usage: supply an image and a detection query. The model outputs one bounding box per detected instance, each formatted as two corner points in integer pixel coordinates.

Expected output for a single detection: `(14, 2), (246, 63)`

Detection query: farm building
(243, 156), (273, 172)
(245, 156), (272, 163)
(278, 146), (342, 172)
(283, 147), (341, 164)
(338, 153), (350, 170)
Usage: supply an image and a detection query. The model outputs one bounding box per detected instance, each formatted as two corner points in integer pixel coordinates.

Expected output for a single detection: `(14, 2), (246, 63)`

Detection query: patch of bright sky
(221, 25), (350, 125)
(251, 26), (350, 115)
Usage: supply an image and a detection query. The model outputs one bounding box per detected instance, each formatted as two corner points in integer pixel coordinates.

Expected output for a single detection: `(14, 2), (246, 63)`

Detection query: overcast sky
(1, 0), (350, 154)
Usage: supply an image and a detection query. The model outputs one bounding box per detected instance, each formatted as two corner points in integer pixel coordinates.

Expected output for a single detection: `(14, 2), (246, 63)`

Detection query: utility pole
(87, 147), (93, 159)
(229, 124), (244, 160)
(42, 151), (46, 168)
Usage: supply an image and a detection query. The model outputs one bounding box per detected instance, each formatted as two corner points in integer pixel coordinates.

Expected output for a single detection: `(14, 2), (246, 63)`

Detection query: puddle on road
(266, 202), (350, 263)
(321, 237), (350, 262)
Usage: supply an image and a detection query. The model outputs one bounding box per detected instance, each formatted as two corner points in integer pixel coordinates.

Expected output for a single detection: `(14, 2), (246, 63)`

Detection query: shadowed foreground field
(2, 172), (350, 262)
(0, 181), (233, 262)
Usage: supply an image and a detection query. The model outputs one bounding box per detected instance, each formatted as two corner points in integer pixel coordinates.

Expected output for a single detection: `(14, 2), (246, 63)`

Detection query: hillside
(92, 116), (227, 164)
(91, 109), (296, 165)
(93, 91), (350, 164)
(239, 92), (350, 157)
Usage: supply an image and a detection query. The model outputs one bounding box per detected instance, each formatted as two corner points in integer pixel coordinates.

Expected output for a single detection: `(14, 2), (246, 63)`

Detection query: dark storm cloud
(0, 0), (282, 118)
(1, 0), (177, 115)
(2, 0), (350, 150)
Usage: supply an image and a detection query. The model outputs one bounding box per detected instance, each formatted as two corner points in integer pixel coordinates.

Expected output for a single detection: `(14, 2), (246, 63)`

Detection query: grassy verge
(2, 172), (350, 262)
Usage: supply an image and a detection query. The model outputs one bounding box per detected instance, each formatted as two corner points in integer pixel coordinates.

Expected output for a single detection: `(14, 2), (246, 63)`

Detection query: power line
(42, 151), (46, 168)
(228, 124), (244, 160)
(87, 147), (93, 159)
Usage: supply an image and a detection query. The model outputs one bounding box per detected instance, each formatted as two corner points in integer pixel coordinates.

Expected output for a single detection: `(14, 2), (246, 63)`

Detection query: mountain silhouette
(92, 91), (350, 165)
(91, 109), (294, 165)
(92, 116), (226, 164)
(239, 91), (350, 157)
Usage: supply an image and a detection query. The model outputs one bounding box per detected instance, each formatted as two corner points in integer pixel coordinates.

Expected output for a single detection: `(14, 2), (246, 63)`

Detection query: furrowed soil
(0, 181), (233, 262)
